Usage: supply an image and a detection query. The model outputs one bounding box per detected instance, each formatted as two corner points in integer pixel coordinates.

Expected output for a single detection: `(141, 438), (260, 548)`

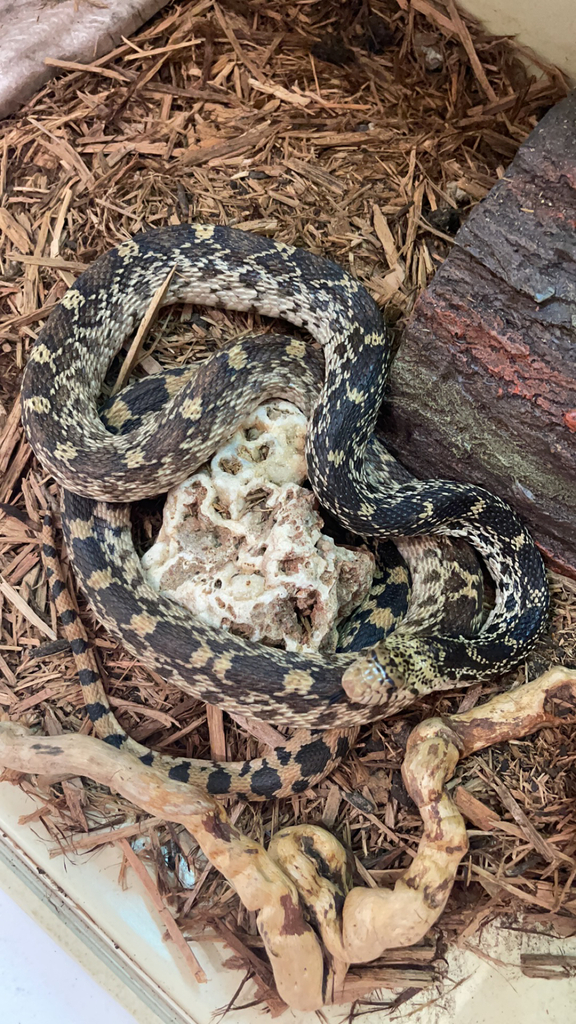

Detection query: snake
(21, 224), (549, 799)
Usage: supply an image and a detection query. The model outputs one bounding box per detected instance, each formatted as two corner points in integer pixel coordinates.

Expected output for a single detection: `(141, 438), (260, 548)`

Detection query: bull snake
(21, 225), (549, 798)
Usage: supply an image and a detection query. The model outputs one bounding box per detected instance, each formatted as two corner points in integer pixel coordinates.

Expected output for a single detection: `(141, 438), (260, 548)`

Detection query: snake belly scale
(21, 224), (549, 798)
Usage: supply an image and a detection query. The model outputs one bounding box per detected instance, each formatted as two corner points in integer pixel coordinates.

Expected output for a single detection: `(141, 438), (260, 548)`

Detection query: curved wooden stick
(1, 667), (574, 1010)
(340, 721), (466, 963)
(0, 720), (325, 1011)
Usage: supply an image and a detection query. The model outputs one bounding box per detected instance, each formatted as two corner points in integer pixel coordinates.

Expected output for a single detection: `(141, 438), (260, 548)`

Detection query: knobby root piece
(268, 823), (354, 963)
(449, 667), (576, 755)
(340, 721), (466, 964)
(268, 722), (466, 972)
(262, 667), (576, 998)
(1, 666), (575, 1010)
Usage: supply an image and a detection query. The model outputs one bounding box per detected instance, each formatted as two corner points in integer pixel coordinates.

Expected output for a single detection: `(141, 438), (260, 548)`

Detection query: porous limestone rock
(142, 400), (374, 652)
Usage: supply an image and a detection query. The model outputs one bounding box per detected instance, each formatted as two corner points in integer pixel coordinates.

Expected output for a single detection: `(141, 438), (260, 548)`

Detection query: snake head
(342, 635), (447, 706)
(341, 650), (400, 706)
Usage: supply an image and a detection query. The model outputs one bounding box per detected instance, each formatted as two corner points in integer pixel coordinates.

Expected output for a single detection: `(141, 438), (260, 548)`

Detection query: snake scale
(21, 224), (549, 798)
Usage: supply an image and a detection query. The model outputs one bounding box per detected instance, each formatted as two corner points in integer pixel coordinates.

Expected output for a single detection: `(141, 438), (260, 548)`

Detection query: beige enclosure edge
(463, 0), (576, 80)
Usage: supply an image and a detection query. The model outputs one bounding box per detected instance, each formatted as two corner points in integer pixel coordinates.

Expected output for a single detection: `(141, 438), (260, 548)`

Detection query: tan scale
(128, 611), (159, 637)
(86, 568), (114, 590)
(227, 343), (248, 370)
(180, 396), (203, 421)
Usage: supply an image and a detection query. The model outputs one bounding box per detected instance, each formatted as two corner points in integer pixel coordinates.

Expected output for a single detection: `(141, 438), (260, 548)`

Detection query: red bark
(384, 91), (576, 575)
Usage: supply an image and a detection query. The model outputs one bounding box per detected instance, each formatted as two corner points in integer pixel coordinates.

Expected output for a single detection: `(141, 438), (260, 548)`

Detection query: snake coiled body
(22, 225), (549, 797)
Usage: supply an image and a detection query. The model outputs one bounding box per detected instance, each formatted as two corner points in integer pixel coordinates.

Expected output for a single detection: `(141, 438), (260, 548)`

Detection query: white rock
(142, 400), (374, 653)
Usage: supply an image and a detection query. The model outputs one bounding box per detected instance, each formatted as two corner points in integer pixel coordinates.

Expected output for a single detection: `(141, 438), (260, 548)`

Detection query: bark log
(384, 91), (576, 576)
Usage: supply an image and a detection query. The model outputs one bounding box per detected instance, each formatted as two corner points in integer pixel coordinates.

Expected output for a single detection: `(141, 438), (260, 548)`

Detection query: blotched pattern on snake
(21, 225), (549, 798)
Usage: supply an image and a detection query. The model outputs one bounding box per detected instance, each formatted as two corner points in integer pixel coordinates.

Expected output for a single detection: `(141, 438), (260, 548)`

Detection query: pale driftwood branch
(1, 666), (575, 1010)
(0, 720), (324, 1011)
